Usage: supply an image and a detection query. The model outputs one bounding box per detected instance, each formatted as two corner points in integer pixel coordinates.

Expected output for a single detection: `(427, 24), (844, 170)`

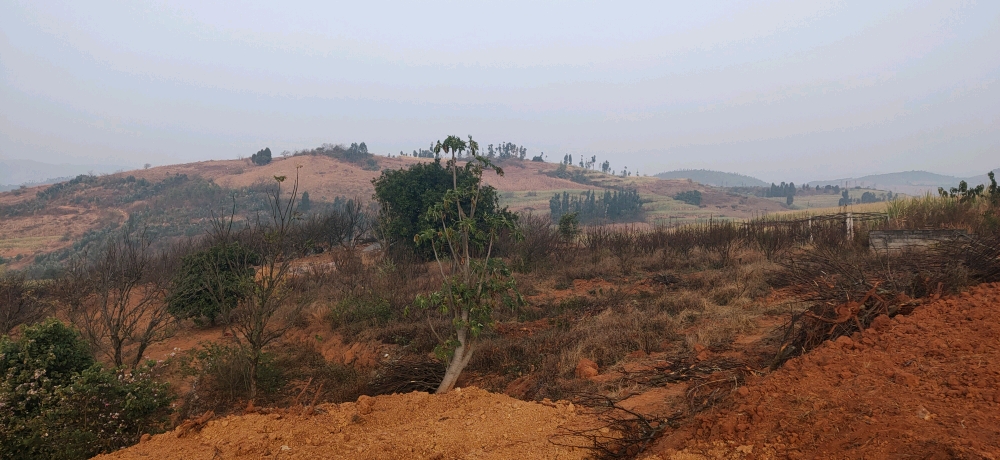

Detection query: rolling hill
(807, 169), (1000, 195)
(653, 169), (769, 188)
(0, 154), (830, 272)
(0, 158), (130, 189)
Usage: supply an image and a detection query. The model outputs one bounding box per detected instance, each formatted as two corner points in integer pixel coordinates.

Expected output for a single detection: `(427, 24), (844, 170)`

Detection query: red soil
(96, 387), (595, 460)
(647, 282), (1000, 459)
(97, 282), (1000, 459)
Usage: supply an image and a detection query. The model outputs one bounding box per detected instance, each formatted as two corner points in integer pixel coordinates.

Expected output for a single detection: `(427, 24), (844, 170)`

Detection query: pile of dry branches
(367, 357), (445, 395)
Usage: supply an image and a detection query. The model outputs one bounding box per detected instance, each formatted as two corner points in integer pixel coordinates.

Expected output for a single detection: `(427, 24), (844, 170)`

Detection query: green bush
(180, 342), (281, 410)
(673, 190), (702, 206)
(0, 319), (172, 460)
(373, 158), (508, 258)
(166, 242), (259, 325)
(251, 147), (272, 166)
(329, 295), (393, 337)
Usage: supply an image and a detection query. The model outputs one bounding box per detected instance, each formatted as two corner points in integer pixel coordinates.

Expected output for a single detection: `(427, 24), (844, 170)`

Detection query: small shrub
(509, 212), (560, 273)
(673, 190), (702, 206)
(690, 304), (755, 351)
(328, 295), (393, 338)
(655, 291), (707, 315)
(560, 307), (677, 372)
(177, 343), (281, 415)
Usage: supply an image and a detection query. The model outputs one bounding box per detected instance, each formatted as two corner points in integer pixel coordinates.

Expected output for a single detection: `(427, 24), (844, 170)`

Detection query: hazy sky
(2, 0), (998, 182)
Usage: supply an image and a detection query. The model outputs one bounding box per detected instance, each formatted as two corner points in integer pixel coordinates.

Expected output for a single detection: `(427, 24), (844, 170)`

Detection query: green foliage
(181, 342), (282, 406)
(328, 295), (393, 336)
(0, 320), (171, 460)
(373, 158), (507, 258)
(549, 189), (644, 224)
(293, 142), (376, 166)
(545, 163), (592, 185)
(298, 191), (311, 212)
(673, 190), (702, 206)
(839, 190), (852, 206)
(484, 142), (527, 160)
(557, 212), (581, 242)
(251, 147), (272, 166)
(766, 182), (796, 198)
(939, 178), (988, 203)
(413, 135), (522, 393)
(166, 242), (259, 325)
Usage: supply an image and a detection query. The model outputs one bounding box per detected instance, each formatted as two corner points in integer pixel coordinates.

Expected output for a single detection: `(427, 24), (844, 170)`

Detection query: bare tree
(0, 272), (49, 335)
(67, 225), (174, 368)
(216, 169), (308, 399)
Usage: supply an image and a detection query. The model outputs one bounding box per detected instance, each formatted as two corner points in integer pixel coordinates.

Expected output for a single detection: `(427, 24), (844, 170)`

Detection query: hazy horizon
(2, 1), (998, 183)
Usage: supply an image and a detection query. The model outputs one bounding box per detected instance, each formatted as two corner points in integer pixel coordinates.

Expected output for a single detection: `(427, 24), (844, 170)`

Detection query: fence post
(846, 212), (854, 241)
(808, 217), (813, 243)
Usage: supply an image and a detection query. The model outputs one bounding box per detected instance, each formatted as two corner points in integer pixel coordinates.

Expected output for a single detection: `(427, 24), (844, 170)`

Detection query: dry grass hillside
(1, 154), (885, 272)
(1, 159), (997, 459)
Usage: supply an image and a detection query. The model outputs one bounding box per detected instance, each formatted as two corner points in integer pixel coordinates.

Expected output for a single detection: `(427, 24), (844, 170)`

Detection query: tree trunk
(435, 327), (475, 394)
(248, 351), (259, 400)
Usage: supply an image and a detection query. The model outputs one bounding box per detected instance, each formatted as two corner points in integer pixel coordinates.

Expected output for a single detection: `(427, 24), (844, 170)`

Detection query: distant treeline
(549, 189), (644, 224)
(292, 142), (379, 170)
(840, 190), (893, 206)
(401, 141), (529, 161)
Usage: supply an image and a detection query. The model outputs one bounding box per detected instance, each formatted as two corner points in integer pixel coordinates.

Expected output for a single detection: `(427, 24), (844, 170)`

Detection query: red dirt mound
(97, 387), (595, 459)
(647, 282), (1000, 459)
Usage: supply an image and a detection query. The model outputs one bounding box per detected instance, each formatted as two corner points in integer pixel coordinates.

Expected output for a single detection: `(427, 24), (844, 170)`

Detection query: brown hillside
(0, 154), (863, 270)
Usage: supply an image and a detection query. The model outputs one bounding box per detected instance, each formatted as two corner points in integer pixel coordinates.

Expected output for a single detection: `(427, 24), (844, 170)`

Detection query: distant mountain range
(0, 159), (131, 190)
(806, 169), (999, 195)
(653, 169), (769, 188)
(654, 168), (999, 195)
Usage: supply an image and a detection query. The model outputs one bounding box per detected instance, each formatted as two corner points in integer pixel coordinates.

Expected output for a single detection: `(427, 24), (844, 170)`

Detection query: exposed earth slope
(96, 387), (594, 460)
(99, 283), (1000, 459)
(647, 282), (1000, 459)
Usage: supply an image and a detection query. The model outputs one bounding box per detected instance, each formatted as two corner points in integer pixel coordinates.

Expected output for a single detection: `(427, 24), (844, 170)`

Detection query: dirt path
(97, 387), (595, 460)
(646, 282), (1000, 459)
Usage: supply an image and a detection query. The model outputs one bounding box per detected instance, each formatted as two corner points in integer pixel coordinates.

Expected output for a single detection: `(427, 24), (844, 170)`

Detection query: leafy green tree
(251, 147), (272, 166)
(557, 212), (581, 242)
(373, 157), (505, 258)
(839, 190), (851, 206)
(0, 319), (171, 460)
(166, 242), (259, 326)
(550, 189), (644, 223)
(298, 191), (311, 212)
(414, 135), (522, 393)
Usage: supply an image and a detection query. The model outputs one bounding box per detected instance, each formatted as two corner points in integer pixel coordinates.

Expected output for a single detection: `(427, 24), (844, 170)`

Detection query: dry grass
(688, 304), (757, 351)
